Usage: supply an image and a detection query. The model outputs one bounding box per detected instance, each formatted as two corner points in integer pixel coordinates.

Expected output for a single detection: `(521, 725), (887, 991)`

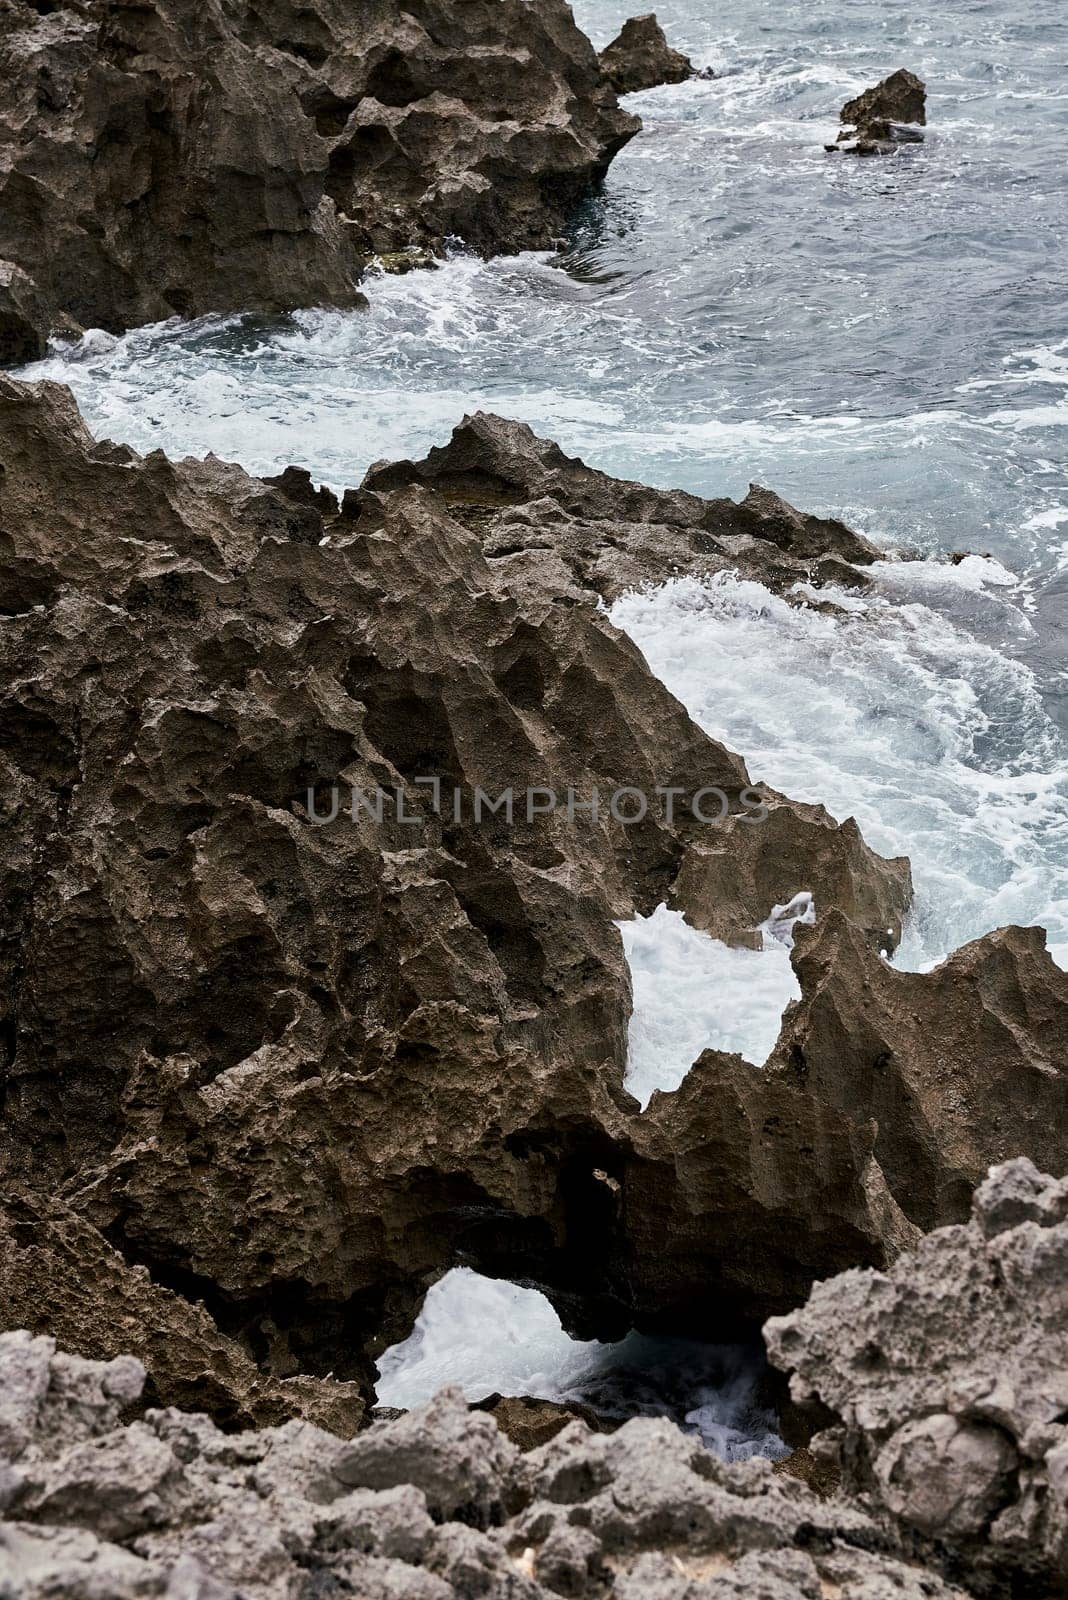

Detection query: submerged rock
(829, 67), (927, 155)
(598, 14), (697, 94)
(767, 1158), (1068, 1597)
(0, 0), (638, 351)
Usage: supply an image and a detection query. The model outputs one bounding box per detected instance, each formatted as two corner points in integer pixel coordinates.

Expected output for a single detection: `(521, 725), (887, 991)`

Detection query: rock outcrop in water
(829, 67), (927, 155)
(0, 1328), (976, 1600)
(1, 376), (1066, 1443)
(0, 0), (638, 355)
(767, 1159), (1068, 1598)
(597, 14), (698, 95)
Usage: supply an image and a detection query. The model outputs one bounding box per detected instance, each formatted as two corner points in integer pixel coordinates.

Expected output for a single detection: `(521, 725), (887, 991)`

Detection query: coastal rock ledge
(2, 377), (1067, 1436)
(0, 0), (640, 357)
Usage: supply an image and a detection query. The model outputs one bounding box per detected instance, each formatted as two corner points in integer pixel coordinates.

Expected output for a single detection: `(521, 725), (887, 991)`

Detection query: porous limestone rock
(0, 1192), (366, 1435)
(0, 1332), (976, 1600)
(841, 68), (927, 131)
(598, 14), (695, 95)
(0, 374), (914, 1399)
(1, 375), (1065, 1419)
(0, 0), (638, 349)
(763, 915), (1068, 1232)
(766, 1159), (1068, 1596)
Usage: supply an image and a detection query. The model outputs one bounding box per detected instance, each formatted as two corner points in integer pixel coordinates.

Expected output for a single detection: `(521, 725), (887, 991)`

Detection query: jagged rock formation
(0, 374), (912, 1393)
(598, 14), (696, 95)
(0, 1331), (974, 1599)
(362, 411), (888, 604)
(0, 0), (638, 355)
(763, 917), (1068, 1233)
(0, 1192), (366, 1435)
(766, 1159), (1068, 1598)
(830, 68), (927, 155)
(1, 376), (1066, 1426)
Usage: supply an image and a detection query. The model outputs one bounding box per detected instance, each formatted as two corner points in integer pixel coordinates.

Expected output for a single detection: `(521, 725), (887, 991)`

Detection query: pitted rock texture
(2, 377), (1065, 1422)
(766, 1159), (1068, 1597)
(762, 914), (1068, 1232)
(0, 1191), (366, 1435)
(0, 1332), (975, 1600)
(362, 410), (888, 604)
(598, 14), (695, 95)
(0, 374), (917, 1398)
(841, 69), (927, 131)
(0, 0), (638, 350)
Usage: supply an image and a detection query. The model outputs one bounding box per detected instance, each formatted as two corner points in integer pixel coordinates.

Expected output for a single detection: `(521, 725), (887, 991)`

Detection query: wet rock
(361, 411), (887, 602)
(598, 14), (695, 95)
(0, 0), (638, 351)
(841, 68), (927, 131)
(0, 1332), (975, 1599)
(766, 1158), (1068, 1596)
(829, 68), (927, 155)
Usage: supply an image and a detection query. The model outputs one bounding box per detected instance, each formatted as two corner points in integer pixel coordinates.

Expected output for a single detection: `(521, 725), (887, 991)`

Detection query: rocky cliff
(0, 0), (640, 359)
(2, 376), (1066, 1423)
(5, 1162), (1064, 1598)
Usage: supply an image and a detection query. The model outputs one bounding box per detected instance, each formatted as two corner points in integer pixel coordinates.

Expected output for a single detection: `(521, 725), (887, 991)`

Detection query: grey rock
(766, 1158), (1068, 1594)
(0, 1333), (977, 1599)
(330, 1387), (518, 1526)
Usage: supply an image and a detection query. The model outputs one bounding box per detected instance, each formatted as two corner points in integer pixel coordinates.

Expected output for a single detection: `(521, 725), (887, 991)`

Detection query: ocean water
(15, 0), (1068, 1423)
(376, 1266), (787, 1464)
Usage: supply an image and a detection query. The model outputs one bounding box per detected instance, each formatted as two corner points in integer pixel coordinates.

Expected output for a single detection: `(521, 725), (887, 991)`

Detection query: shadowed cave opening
(374, 1267), (790, 1464)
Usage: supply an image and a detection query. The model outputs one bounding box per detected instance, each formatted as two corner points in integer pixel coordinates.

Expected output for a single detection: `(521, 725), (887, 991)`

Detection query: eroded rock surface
(1, 377), (1064, 1431)
(0, 1191), (366, 1436)
(0, 0), (638, 349)
(766, 1159), (1068, 1597)
(362, 411), (887, 603)
(0, 1332), (975, 1600)
(0, 374), (916, 1391)
(598, 14), (696, 95)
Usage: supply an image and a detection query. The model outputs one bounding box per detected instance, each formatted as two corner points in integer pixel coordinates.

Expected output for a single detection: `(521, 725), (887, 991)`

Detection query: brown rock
(476, 1392), (617, 1451)
(0, 0), (638, 349)
(361, 411), (887, 603)
(832, 68), (927, 156)
(0, 260), (46, 365)
(0, 375), (914, 1404)
(2, 377), (1065, 1436)
(598, 14), (695, 95)
(764, 914), (1068, 1231)
(841, 68), (927, 131)
(0, 1189), (366, 1436)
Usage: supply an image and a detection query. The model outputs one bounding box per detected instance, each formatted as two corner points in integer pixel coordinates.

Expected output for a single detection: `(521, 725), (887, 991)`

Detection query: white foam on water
(375, 1266), (786, 1463)
(618, 904), (801, 1108)
(609, 573), (1068, 967)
